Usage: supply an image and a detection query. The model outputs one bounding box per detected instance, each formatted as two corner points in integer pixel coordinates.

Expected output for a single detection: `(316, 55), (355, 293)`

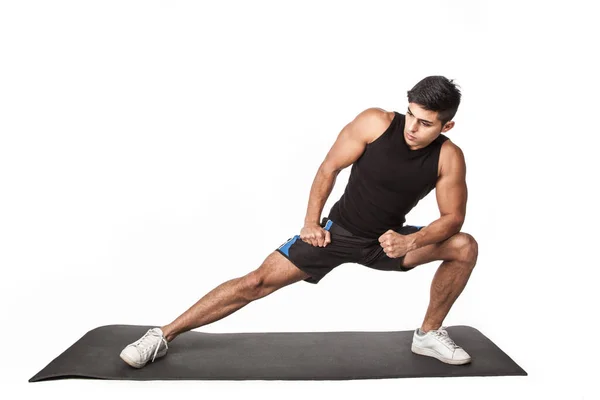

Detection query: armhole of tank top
(436, 136), (450, 177)
(366, 112), (399, 147)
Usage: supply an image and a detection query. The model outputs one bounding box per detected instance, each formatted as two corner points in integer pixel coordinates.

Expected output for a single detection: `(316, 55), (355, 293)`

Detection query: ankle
(420, 324), (441, 333)
(160, 325), (176, 342)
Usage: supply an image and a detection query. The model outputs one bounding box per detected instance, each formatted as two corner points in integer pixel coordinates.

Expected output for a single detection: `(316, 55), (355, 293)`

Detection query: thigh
(361, 225), (458, 272)
(401, 231), (475, 269)
(253, 251), (313, 290)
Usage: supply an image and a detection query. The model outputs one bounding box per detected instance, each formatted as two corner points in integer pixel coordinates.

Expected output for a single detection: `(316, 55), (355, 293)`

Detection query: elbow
(451, 215), (465, 233)
(319, 163), (342, 176)
(442, 213), (464, 233)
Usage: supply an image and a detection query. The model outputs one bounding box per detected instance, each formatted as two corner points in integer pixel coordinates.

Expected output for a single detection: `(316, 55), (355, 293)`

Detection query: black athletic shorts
(275, 217), (424, 284)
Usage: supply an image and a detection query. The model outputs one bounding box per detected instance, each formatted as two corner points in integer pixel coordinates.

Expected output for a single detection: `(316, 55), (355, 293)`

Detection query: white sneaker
(120, 328), (169, 368)
(411, 326), (471, 365)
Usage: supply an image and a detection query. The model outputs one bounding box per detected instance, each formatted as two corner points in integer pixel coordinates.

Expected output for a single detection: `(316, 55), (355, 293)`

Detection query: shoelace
(133, 329), (169, 363)
(431, 327), (460, 349)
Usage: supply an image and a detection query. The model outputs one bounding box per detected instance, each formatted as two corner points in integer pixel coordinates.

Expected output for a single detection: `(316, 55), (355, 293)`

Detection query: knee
(239, 272), (266, 301)
(451, 232), (478, 266)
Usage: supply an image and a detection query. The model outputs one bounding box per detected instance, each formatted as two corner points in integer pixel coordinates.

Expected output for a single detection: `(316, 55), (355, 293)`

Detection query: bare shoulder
(438, 139), (466, 178)
(352, 107), (395, 144)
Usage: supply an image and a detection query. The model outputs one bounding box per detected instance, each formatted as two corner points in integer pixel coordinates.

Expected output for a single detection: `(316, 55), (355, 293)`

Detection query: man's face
(404, 102), (454, 148)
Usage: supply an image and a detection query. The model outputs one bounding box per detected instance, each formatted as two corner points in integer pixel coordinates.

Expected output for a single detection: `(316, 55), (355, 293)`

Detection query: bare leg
(420, 234), (478, 332)
(160, 251), (310, 342)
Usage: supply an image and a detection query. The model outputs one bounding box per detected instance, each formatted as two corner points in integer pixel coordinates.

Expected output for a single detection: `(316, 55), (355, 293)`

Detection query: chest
(355, 142), (441, 194)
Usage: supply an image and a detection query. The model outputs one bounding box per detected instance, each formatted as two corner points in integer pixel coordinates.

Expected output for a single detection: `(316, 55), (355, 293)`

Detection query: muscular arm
(304, 108), (390, 225)
(406, 141), (468, 251)
(304, 169), (340, 225)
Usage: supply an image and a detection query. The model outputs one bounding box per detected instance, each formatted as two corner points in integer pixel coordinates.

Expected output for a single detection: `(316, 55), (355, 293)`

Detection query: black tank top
(327, 111), (449, 239)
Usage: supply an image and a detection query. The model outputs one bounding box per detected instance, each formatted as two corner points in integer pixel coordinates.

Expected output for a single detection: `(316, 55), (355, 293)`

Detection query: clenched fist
(300, 223), (332, 247)
(378, 229), (411, 258)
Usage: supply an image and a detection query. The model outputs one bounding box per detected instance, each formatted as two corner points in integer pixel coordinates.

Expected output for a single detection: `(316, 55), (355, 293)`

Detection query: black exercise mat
(29, 324), (526, 382)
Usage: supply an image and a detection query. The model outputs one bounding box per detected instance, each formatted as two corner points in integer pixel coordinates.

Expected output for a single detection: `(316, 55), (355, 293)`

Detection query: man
(120, 75), (478, 368)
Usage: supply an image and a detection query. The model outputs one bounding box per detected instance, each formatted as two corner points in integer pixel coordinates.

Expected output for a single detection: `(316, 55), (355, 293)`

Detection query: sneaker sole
(411, 344), (471, 365)
(119, 352), (146, 369)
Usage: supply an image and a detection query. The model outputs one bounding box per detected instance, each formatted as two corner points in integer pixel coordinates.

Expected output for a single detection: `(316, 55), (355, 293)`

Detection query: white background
(1, 0), (598, 398)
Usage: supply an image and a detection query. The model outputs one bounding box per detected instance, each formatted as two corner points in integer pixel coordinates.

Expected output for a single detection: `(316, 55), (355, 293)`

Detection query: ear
(441, 120), (455, 133)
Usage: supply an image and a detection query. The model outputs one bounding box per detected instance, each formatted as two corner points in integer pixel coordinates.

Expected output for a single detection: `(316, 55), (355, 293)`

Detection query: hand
(378, 229), (410, 258)
(300, 223), (332, 247)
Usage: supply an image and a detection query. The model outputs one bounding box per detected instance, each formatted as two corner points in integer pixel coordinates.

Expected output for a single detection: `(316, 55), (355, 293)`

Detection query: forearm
(304, 168), (339, 225)
(406, 215), (463, 251)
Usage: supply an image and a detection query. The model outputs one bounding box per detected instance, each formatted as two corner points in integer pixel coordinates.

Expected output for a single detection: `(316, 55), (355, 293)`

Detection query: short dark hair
(406, 76), (462, 127)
